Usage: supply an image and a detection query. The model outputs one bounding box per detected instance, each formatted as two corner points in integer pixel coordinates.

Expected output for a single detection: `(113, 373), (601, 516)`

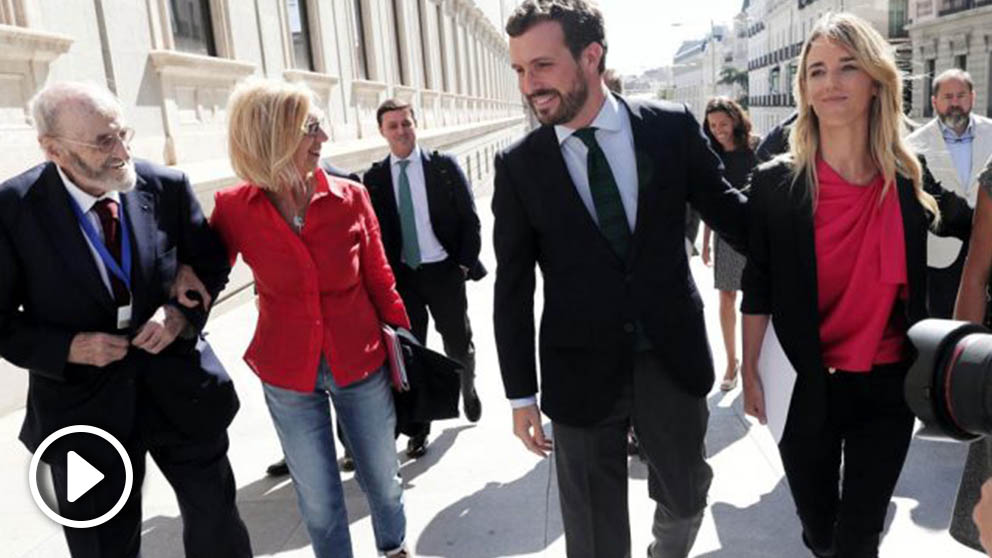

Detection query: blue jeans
(263, 358), (406, 557)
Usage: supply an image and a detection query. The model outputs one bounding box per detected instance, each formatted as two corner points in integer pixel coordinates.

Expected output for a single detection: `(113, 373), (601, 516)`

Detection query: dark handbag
(392, 330), (462, 436)
(139, 335), (240, 442)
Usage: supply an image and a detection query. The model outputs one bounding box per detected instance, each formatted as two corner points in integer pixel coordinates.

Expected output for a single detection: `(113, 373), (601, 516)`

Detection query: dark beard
(528, 72), (589, 126)
(938, 108), (969, 132)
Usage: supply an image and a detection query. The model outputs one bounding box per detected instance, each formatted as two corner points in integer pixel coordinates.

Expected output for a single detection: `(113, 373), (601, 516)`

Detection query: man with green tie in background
(362, 99), (485, 458)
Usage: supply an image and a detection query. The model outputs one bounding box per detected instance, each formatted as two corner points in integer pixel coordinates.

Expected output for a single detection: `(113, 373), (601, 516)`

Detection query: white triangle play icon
(67, 451), (105, 503)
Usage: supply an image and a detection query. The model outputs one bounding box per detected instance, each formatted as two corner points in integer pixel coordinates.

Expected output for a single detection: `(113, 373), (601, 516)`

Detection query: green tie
(572, 127), (631, 260)
(397, 159), (421, 268)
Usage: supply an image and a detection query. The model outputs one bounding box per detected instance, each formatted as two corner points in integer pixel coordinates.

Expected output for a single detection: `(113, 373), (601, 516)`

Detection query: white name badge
(117, 304), (132, 330)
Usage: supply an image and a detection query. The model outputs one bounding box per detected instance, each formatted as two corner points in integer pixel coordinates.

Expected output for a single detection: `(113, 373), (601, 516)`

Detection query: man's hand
(132, 305), (187, 354)
(68, 332), (129, 367)
(742, 366), (767, 425)
(513, 404), (552, 458)
(171, 264), (211, 310)
(975, 478), (992, 556)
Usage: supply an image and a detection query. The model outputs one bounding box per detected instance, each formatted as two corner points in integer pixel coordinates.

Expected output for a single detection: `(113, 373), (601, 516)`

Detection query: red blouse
(210, 169), (410, 392)
(814, 158), (908, 372)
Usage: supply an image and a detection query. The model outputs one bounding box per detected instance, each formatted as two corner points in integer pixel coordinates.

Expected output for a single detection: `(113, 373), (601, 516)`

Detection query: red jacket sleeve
(356, 186), (410, 329)
(209, 191), (241, 267)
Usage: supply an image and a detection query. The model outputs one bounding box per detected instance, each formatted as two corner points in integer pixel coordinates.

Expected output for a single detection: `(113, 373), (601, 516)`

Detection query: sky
(481, 0), (748, 76)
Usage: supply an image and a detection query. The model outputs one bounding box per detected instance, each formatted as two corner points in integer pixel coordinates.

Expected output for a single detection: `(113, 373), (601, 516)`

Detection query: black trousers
(552, 351), (711, 558)
(927, 242), (968, 319)
(779, 363), (915, 558)
(50, 430), (251, 558)
(396, 258), (476, 437)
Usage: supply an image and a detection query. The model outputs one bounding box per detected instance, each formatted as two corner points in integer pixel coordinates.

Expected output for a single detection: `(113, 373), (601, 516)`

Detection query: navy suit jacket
(0, 160), (231, 451)
(492, 96), (747, 426)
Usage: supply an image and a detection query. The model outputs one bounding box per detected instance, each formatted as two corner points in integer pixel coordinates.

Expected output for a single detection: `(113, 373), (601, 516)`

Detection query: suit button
(624, 323), (635, 333)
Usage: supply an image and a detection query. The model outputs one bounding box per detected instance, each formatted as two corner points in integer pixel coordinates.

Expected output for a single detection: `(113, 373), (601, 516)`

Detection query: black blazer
(0, 160), (231, 452)
(362, 150), (485, 280)
(492, 96), (747, 427)
(741, 157), (972, 433)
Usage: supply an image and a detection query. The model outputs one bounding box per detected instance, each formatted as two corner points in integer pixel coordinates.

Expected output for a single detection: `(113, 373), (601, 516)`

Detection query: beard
(527, 69), (590, 126)
(938, 107), (970, 131)
(67, 149), (136, 193)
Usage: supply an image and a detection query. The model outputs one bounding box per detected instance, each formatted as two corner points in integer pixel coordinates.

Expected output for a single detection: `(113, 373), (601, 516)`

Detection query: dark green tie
(397, 159), (421, 268)
(572, 127), (631, 260)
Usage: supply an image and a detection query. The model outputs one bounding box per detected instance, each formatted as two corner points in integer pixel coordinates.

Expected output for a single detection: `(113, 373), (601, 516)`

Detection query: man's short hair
(376, 99), (416, 127)
(29, 81), (124, 137)
(932, 68), (974, 97)
(505, 0), (607, 74)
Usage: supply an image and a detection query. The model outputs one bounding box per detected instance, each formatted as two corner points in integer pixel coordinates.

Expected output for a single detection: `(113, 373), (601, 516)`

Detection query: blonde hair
(788, 12), (938, 219)
(227, 78), (321, 192)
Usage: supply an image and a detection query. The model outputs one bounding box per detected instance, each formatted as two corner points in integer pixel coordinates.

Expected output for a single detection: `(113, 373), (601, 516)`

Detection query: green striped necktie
(572, 127), (631, 260)
(396, 159), (421, 268)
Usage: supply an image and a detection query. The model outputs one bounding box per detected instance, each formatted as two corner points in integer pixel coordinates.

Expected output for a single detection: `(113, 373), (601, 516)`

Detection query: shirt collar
(554, 93), (622, 146)
(938, 114), (975, 141)
(57, 165), (121, 213)
(313, 166), (343, 199)
(390, 145), (422, 168)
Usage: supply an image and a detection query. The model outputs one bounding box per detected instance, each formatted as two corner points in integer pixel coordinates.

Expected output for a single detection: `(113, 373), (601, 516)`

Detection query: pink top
(814, 158), (908, 372)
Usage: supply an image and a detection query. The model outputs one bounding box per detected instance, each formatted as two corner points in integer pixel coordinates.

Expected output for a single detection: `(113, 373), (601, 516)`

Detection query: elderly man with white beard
(0, 81), (250, 558)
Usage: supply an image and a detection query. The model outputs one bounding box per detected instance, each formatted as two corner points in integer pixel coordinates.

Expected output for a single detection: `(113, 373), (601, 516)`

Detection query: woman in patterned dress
(701, 96), (758, 391)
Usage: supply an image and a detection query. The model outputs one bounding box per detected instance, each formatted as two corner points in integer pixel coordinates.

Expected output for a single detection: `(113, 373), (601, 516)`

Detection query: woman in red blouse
(740, 14), (971, 558)
(210, 79), (411, 558)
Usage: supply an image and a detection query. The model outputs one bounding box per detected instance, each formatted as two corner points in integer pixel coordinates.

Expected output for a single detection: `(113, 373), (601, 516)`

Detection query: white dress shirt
(389, 145), (448, 265)
(554, 93), (639, 232)
(510, 93), (641, 410)
(58, 165), (123, 297)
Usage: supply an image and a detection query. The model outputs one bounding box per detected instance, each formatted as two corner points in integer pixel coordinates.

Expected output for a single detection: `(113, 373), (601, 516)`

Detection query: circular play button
(28, 425), (133, 528)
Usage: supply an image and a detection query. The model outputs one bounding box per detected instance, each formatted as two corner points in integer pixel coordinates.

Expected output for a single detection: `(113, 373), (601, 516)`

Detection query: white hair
(29, 81), (124, 137)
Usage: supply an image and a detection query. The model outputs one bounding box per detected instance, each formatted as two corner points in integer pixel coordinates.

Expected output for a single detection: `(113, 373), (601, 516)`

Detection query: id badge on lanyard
(68, 195), (134, 330)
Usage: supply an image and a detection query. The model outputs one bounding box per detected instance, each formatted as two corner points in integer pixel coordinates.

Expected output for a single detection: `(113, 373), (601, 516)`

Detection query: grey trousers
(552, 351), (712, 558)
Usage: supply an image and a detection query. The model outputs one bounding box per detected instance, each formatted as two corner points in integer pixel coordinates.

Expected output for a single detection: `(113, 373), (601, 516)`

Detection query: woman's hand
(742, 365), (767, 425)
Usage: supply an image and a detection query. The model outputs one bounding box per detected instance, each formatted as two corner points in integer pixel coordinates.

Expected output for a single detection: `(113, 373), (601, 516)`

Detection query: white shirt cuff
(509, 395), (538, 409)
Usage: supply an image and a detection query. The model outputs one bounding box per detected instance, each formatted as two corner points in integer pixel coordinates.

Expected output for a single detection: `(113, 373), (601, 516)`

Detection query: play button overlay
(66, 451), (105, 503)
(28, 425), (133, 528)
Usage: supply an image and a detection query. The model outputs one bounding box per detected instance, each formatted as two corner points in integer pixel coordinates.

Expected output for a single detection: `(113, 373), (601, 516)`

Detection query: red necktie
(91, 199), (131, 306)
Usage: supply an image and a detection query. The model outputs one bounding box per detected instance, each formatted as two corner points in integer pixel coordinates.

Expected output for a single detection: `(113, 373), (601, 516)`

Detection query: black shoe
(464, 389), (482, 423)
(340, 453), (355, 472)
(266, 458), (289, 477)
(406, 433), (428, 458)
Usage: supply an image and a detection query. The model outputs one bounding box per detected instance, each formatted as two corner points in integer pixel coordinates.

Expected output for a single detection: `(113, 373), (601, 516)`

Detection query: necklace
(292, 214), (305, 231)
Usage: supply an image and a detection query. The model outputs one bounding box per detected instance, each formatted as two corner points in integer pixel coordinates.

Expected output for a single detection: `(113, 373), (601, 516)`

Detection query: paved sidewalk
(0, 194), (982, 557)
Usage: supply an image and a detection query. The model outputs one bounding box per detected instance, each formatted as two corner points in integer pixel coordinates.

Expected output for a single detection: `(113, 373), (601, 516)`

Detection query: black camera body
(907, 319), (992, 441)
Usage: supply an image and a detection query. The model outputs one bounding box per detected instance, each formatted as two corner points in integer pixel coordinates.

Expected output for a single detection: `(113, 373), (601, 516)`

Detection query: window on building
(416, 0), (431, 88)
(988, 53), (992, 116)
(436, 4), (449, 91)
(924, 58), (935, 118)
(769, 66), (781, 94)
(286, 0), (314, 71)
(0, 0), (28, 26)
(169, 0), (216, 56)
(955, 54), (967, 71)
(888, 0), (908, 38)
(391, 0), (407, 85)
(350, 0), (369, 79)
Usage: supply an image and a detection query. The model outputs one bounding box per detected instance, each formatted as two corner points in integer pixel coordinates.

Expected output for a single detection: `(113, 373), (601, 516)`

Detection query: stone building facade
(906, 0), (992, 120)
(0, 0), (526, 413)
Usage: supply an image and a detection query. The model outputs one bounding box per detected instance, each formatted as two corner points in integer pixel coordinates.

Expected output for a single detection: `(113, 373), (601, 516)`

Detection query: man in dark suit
(363, 99), (484, 457)
(495, 2), (747, 557)
(0, 82), (250, 557)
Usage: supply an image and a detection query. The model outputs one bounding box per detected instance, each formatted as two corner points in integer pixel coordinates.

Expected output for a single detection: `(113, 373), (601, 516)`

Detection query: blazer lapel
(121, 178), (157, 316)
(621, 97), (657, 266)
(791, 182), (823, 361)
(30, 164), (115, 310)
(421, 150), (443, 222)
(373, 156), (402, 242)
(534, 125), (622, 266)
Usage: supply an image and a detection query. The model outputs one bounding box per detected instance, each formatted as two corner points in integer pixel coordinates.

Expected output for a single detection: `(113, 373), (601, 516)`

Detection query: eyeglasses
(55, 127), (135, 153)
(301, 117), (327, 137)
